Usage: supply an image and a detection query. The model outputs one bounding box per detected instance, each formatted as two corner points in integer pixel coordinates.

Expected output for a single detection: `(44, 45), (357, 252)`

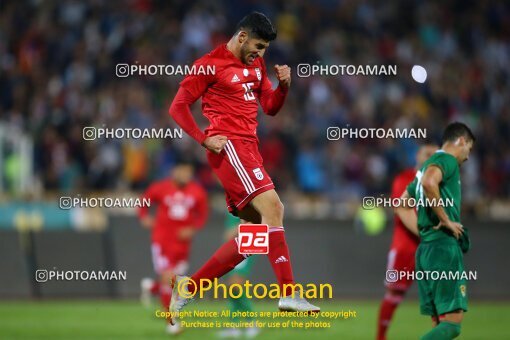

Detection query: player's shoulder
(424, 151), (457, 172)
(188, 181), (207, 194)
(194, 44), (229, 66)
(391, 168), (415, 197)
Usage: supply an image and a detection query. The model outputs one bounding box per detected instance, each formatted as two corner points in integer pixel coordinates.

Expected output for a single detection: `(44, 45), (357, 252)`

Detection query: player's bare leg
(421, 310), (462, 339)
(249, 189), (320, 312)
(248, 190), (283, 226)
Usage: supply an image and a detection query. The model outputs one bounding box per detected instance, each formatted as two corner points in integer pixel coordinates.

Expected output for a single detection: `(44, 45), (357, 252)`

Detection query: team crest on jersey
(255, 68), (261, 81)
(164, 193), (195, 220)
(253, 168), (264, 180)
(460, 285), (466, 297)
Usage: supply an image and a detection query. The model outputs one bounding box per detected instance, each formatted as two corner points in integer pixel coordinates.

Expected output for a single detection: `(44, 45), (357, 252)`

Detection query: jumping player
(138, 162), (208, 334)
(396, 122), (475, 339)
(376, 143), (438, 340)
(168, 12), (319, 320)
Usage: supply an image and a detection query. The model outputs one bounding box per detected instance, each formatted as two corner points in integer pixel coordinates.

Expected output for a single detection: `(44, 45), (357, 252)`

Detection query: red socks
(377, 291), (404, 340)
(189, 238), (245, 294)
(267, 227), (294, 296)
(160, 284), (171, 311)
(189, 226), (295, 297)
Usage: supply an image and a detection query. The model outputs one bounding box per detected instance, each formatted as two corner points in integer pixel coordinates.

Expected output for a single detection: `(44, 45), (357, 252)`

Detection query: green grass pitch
(0, 299), (509, 339)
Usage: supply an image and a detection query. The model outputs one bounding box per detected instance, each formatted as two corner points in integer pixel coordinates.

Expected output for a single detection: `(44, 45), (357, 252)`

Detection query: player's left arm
(138, 184), (158, 229)
(169, 57), (227, 154)
(422, 165), (464, 239)
(258, 64), (290, 116)
(394, 190), (419, 236)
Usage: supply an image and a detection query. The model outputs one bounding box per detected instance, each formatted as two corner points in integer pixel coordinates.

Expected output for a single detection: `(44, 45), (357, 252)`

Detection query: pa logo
(253, 168), (264, 180)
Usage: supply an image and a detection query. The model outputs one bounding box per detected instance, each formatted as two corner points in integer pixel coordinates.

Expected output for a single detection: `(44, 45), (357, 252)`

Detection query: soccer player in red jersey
(168, 12), (319, 318)
(376, 144), (438, 340)
(138, 162), (208, 334)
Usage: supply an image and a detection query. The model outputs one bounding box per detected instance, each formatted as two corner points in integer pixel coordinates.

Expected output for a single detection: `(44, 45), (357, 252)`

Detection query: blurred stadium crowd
(1, 0), (509, 216)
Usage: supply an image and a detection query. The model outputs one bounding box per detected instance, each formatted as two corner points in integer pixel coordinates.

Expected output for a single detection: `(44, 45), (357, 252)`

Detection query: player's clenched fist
(202, 135), (227, 154)
(274, 64), (291, 88)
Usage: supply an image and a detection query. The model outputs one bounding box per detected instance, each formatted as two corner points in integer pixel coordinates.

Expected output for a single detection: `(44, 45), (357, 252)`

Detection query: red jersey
(170, 44), (288, 144)
(390, 168), (420, 249)
(138, 179), (208, 253)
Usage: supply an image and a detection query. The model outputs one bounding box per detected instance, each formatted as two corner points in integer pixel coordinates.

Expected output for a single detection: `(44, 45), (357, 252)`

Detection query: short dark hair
(236, 12), (277, 41)
(442, 122), (476, 144)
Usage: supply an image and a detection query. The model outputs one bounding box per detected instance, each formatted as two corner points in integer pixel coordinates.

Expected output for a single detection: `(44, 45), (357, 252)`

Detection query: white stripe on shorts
(224, 140), (256, 194)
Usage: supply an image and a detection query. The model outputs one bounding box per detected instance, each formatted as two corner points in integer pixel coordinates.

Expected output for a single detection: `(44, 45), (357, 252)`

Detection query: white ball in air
(411, 65), (427, 83)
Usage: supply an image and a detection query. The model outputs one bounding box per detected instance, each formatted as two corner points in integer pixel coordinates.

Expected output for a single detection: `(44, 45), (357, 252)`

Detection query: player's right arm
(421, 165), (464, 239)
(392, 174), (419, 236)
(138, 183), (158, 229)
(258, 62), (289, 116)
(169, 58), (227, 154)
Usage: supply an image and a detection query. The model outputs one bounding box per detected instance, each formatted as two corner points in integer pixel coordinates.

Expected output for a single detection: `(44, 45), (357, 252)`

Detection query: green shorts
(415, 237), (468, 316)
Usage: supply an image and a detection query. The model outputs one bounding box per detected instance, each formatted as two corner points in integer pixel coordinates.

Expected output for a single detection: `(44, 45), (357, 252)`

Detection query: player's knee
(265, 200), (284, 224)
(274, 200), (284, 219)
(254, 192), (284, 225)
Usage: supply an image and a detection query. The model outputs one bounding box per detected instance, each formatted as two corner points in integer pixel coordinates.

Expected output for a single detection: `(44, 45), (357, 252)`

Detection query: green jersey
(407, 150), (470, 251)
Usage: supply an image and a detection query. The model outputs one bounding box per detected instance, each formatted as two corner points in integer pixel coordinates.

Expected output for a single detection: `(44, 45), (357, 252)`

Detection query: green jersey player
(395, 122), (475, 340)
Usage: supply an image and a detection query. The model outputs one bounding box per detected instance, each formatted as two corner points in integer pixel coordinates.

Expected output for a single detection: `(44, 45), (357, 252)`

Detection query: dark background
(1, 0), (509, 216)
